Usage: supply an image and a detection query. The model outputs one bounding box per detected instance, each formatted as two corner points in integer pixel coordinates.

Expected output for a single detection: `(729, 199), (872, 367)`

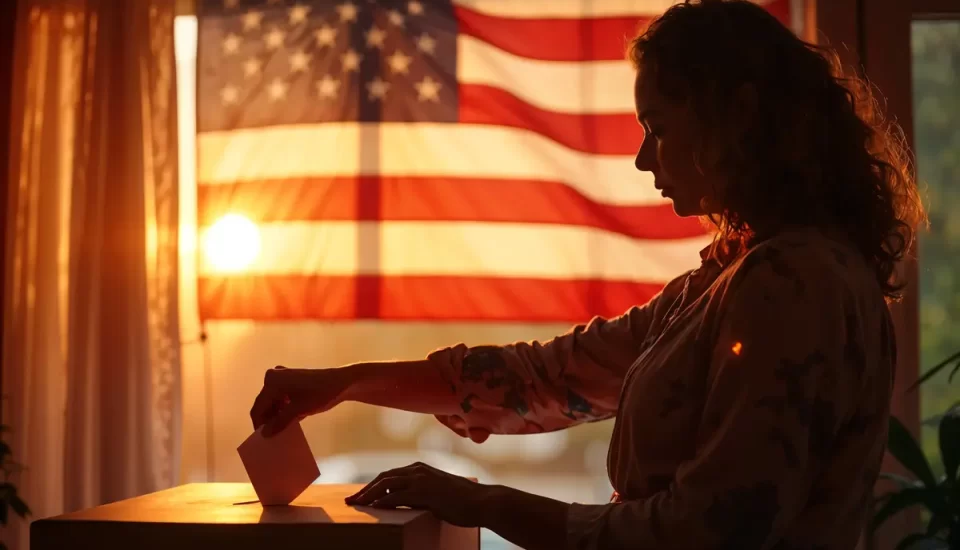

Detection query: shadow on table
(257, 505), (334, 523)
(257, 503), (425, 524)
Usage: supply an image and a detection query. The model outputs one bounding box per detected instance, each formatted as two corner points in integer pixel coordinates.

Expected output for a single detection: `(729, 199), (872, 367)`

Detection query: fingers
(467, 428), (491, 443)
(261, 400), (303, 437)
(249, 388), (280, 431)
(435, 415), (491, 444)
(345, 475), (413, 506)
(343, 468), (397, 502)
(249, 366), (288, 430)
(367, 490), (419, 510)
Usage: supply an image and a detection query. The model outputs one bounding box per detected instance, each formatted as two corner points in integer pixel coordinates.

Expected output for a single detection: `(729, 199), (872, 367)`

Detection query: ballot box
(31, 483), (480, 550)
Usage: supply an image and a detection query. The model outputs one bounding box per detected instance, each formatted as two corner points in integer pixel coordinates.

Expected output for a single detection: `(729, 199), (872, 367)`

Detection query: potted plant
(0, 424), (30, 550)
(872, 350), (960, 549)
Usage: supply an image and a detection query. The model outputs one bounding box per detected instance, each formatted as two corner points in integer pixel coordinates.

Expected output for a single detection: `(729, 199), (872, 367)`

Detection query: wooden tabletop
(31, 483), (478, 550)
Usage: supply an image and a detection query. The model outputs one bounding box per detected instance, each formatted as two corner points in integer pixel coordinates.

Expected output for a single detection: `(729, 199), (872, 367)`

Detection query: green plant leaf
(879, 472), (924, 489)
(939, 406), (960, 483)
(888, 416), (939, 488)
(872, 487), (943, 531)
(909, 349), (960, 391)
(925, 511), (950, 538)
(923, 402), (960, 428)
(894, 533), (945, 550)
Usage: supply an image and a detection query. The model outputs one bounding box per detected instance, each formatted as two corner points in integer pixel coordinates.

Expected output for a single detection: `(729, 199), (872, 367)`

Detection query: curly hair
(627, 0), (926, 301)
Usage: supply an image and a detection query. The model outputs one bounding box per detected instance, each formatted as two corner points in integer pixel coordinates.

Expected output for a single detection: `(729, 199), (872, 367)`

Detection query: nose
(634, 132), (657, 172)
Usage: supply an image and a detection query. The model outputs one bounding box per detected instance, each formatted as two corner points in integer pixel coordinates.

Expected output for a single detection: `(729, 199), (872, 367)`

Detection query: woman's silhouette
(250, 1), (926, 548)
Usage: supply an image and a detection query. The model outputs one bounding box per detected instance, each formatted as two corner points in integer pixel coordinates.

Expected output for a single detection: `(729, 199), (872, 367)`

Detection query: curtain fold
(2, 0), (180, 548)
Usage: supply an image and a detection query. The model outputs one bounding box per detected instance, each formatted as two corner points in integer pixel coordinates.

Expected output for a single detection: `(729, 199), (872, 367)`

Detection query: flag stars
(416, 33), (436, 55)
(337, 2), (358, 23)
(242, 10), (263, 31)
(289, 50), (311, 72)
(268, 78), (289, 101)
(366, 77), (390, 101)
(289, 4), (310, 25)
(315, 24), (337, 48)
(415, 76), (441, 102)
(265, 28), (285, 49)
(387, 9), (404, 27)
(243, 58), (261, 78)
(386, 50), (412, 75)
(316, 75), (341, 99)
(407, 1), (423, 15)
(366, 26), (386, 49)
(341, 49), (362, 72)
(220, 85), (240, 105)
(222, 33), (241, 54)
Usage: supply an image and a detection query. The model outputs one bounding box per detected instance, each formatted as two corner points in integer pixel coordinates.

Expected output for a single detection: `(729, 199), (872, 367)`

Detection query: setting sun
(201, 213), (261, 273)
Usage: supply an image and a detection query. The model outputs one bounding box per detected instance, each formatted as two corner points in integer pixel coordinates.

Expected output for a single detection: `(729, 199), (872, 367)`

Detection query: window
(911, 19), (960, 473)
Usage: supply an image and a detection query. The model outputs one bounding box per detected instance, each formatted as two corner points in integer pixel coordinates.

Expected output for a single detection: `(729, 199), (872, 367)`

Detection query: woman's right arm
(420, 304), (666, 442)
(252, 274), (688, 439)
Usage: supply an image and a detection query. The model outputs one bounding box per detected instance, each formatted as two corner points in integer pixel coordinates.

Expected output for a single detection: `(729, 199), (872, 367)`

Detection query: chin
(670, 200), (704, 218)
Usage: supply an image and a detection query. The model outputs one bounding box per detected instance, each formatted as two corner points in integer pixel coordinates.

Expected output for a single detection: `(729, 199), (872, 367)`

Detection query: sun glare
(201, 214), (261, 273)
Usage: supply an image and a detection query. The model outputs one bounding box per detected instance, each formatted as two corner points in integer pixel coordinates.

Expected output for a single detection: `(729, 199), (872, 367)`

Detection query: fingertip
(261, 422), (278, 438)
(468, 428), (490, 443)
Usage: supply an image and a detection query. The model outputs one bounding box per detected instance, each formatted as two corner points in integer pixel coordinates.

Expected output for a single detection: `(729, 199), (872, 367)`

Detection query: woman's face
(633, 71), (720, 217)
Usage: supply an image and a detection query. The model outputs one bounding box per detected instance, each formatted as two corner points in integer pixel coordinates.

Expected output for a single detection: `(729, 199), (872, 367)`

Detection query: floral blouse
(426, 228), (896, 550)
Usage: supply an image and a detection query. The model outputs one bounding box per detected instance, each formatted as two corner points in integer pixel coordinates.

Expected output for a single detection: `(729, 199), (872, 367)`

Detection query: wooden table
(31, 483), (479, 550)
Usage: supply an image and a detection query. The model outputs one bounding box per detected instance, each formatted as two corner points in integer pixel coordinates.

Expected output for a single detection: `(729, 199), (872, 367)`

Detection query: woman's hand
(249, 366), (349, 436)
(344, 462), (491, 528)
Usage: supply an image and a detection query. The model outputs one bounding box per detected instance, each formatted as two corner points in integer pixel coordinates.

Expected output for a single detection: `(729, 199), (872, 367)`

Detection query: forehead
(633, 69), (666, 114)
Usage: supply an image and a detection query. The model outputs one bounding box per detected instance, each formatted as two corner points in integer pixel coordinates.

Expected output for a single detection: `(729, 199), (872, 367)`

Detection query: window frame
(822, 1), (960, 548)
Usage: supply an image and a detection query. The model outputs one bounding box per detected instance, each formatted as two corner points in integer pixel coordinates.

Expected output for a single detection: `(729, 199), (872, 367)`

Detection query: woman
(250, 1), (925, 548)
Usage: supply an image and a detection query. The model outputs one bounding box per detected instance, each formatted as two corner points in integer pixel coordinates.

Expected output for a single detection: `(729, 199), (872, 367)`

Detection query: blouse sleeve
(565, 247), (859, 549)
(426, 273), (691, 440)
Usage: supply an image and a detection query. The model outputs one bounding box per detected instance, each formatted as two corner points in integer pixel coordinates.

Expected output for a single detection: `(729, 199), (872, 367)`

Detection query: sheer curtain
(2, 0), (180, 548)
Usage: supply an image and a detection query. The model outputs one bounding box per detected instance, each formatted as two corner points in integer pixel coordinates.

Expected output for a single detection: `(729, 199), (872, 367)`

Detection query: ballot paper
(237, 422), (320, 506)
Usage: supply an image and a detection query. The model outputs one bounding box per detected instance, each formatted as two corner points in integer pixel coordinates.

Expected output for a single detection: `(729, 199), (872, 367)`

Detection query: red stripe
(764, 0), (793, 28)
(197, 177), (708, 240)
(197, 275), (664, 322)
(453, 1), (793, 62)
(459, 84), (642, 155)
(454, 5), (647, 62)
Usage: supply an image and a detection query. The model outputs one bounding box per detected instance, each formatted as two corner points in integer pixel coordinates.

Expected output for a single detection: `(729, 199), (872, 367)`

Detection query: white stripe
(453, 0), (780, 18)
(453, 0), (682, 18)
(198, 221), (709, 280)
(458, 35), (635, 114)
(198, 123), (661, 206)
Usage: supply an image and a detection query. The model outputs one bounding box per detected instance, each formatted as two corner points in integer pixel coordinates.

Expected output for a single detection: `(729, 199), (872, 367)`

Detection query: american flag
(196, 0), (794, 322)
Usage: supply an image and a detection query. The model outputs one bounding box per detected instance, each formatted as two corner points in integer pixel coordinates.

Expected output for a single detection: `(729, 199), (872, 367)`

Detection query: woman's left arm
(344, 461), (570, 550)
